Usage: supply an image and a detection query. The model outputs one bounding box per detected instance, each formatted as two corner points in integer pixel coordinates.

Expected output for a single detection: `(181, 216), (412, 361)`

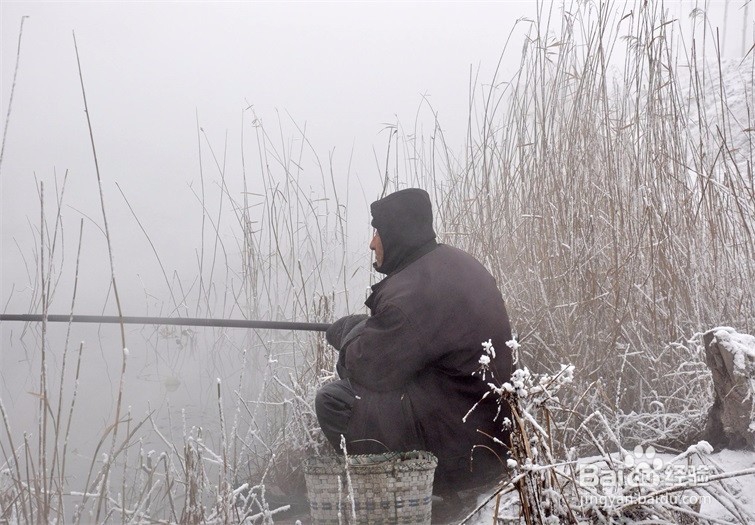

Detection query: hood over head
(370, 188), (437, 275)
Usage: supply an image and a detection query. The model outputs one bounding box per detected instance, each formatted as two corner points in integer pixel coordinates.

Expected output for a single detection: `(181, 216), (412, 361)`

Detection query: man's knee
(315, 379), (355, 449)
(314, 384), (332, 420)
(315, 380), (352, 418)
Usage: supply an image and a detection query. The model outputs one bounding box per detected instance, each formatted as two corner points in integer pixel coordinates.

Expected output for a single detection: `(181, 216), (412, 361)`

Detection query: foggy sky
(1, 1), (545, 315)
(1, 1), (750, 317)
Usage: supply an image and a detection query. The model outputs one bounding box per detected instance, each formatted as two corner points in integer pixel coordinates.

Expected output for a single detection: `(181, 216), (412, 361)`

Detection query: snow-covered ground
(701, 449), (755, 521)
(465, 448), (755, 524)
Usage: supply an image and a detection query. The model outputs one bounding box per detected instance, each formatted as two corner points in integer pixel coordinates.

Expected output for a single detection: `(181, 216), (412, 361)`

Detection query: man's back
(316, 188), (513, 493)
(344, 244), (513, 490)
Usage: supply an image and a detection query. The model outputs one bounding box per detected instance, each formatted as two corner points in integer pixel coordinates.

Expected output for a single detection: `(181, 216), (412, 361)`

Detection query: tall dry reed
(400, 0), (753, 449)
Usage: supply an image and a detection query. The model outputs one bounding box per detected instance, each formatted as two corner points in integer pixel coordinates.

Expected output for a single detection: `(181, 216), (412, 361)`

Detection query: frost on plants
(474, 339), (497, 380)
(471, 341), (755, 524)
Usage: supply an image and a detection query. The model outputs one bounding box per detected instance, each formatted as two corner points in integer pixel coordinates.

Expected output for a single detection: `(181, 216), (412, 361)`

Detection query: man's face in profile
(370, 230), (384, 268)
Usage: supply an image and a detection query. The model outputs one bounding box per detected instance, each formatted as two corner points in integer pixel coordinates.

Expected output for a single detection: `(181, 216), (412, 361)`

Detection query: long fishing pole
(0, 314), (330, 332)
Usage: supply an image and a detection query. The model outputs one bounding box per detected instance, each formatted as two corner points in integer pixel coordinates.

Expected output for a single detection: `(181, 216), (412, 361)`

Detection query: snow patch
(712, 326), (755, 371)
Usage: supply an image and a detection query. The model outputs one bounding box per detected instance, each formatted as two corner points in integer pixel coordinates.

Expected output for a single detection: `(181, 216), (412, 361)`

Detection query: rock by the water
(703, 327), (755, 449)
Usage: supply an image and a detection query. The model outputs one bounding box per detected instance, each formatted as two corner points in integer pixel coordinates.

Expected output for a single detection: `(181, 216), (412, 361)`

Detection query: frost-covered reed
(405, 0), (754, 449)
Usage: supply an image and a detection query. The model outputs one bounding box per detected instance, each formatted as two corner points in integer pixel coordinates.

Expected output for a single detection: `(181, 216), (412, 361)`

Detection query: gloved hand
(326, 314), (368, 350)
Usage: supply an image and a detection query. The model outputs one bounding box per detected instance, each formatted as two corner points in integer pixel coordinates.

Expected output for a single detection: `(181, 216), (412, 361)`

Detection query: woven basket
(304, 450), (438, 525)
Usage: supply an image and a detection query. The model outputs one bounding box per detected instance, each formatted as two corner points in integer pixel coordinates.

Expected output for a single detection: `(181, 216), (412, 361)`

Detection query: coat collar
(365, 241), (440, 310)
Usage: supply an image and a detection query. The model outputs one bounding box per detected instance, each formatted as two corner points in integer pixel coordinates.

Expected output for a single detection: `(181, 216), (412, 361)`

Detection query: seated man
(315, 188), (513, 495)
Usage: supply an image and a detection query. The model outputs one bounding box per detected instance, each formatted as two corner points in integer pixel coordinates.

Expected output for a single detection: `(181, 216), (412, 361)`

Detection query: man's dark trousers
(315, 378), (356, 450)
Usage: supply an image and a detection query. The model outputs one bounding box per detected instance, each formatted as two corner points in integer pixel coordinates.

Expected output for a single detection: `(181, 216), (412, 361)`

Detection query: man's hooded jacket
(336, 188), (513, 491)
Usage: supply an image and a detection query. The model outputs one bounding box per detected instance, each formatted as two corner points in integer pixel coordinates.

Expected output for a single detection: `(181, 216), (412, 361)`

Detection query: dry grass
(1, 1), (754, 523)
(1, 102), (344, 523)
(403, 0), (754, 451)
(463, 364), (755, 524)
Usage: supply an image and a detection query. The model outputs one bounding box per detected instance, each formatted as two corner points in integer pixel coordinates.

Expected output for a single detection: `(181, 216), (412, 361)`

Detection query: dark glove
(326, 314), (368, 350)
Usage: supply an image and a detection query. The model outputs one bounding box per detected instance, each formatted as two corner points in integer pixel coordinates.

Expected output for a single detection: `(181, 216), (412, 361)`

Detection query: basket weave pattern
(304, 450), (438, 524)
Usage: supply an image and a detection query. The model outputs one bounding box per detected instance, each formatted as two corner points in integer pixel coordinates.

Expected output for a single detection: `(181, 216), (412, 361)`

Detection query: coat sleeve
(343, 303), (431, 392)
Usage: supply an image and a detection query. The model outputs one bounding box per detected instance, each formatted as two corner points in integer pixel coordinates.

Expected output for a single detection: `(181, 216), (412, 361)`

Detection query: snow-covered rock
(704, 327), (755, 449)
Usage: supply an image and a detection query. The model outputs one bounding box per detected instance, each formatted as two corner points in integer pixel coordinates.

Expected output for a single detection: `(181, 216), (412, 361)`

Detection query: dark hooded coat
(338, 189), (513, 491)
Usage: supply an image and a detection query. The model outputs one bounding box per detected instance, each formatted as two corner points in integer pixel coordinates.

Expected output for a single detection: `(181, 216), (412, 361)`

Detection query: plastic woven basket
(304, 450), (438, 525)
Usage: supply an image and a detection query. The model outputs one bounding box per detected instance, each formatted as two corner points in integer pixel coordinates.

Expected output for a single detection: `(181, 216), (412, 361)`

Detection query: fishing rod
(0, 314), (331, 332)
